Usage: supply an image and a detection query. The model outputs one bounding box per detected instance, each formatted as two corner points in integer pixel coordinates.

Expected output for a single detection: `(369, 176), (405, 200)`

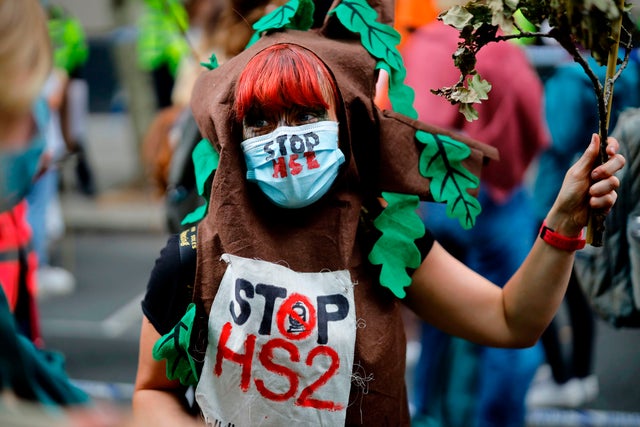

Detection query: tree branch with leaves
(433, 0), (636, 246)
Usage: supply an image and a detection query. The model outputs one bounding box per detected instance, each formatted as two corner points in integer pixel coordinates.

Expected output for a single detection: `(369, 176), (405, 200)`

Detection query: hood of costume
(188, 1), (497, 423)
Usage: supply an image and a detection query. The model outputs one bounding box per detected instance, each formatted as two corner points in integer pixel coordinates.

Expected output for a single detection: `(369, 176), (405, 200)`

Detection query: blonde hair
(0, 0), (52, 119)
(204, 0), (289, 61)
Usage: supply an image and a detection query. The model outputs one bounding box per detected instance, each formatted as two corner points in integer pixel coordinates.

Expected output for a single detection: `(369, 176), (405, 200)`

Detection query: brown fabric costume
(189, 2), (498, 424)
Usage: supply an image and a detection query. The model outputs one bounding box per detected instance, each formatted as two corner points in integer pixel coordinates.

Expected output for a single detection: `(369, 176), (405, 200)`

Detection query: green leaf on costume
(200, 53), (219, 70)
(332, 0), (402, 69)
(152, 303), (198, 386)
(332, 0), (418, 118)
(246, 0), (315, 47)
(416, 130), (481, 229)
(368, 192), (425, 299)
(181, 138), (219, 226)
(376, 61), (417, 119)
(192, 139), (219, 195)
(181, 204), (207, 226)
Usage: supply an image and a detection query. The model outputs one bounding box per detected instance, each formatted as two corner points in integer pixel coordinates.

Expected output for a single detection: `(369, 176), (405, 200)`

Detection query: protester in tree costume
(132, 1), (625, 426)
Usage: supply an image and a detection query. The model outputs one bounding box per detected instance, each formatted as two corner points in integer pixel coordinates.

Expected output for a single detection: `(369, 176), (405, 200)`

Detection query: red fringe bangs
(235, 44), (336, 122)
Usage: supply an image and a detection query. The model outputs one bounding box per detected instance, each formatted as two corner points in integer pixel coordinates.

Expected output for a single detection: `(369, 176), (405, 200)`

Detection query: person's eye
(250, 117), (270, 129)
(296, 109), (327, 125)
(243, 115), (275, 138)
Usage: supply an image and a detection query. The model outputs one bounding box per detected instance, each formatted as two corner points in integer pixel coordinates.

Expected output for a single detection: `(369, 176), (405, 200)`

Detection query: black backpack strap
(177, 225), (198, 299)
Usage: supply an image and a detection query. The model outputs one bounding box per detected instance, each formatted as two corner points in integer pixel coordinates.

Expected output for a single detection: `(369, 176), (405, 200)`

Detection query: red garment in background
(402, 21), (550, 202)
(0, 200), (42, 345)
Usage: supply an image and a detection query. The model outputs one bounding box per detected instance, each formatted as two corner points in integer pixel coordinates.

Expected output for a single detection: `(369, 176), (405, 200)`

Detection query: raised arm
(132, 317), (203, 427)
(406, 134), (625, 348)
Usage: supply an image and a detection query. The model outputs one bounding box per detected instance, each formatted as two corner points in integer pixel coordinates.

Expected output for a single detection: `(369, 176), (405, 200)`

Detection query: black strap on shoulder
(177, 225), (198, 266)
(177, 225), (198, 300)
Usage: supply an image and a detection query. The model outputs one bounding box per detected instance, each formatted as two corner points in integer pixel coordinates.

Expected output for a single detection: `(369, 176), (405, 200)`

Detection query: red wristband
(539, 220), (586, 251)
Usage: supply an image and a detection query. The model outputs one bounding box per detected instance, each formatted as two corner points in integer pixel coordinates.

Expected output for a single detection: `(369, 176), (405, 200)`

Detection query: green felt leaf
(376, 61), (417, 119)
(152, 303), (199, 386)
(332, 0), (419, 120)
(368, 192), (425, 298)
(416, 130), (481, 229)
(192, 138), (219, 195)
(332, 0), (402, 69)
(246, 0), (315, 47)
(181, 139), (219, 226)
(200, 53), (219, 70)
(181, 204), (207, 226)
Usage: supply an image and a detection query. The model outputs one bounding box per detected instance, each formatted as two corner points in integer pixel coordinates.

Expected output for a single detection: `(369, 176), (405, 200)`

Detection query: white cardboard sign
(195, 254), (356, 427)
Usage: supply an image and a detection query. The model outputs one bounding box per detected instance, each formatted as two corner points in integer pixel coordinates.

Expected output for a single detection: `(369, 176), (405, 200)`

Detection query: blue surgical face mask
(241, 121), (345, 209)
(0, 102), (47, 213)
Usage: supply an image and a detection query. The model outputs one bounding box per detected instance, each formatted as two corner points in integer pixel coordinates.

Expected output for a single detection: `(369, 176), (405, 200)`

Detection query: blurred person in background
(0, 0), (53, 348)
(25, 58), (76, 299)
(25, 1), (97, 300)
(0, 1), (129, 425)
(400, 0), (550, 425)
(137, 0), (192, 110)
(140, 0), (225, 203)
(527, 26), (640, 410)
(393, 0), (438, 50)
(47, 2), (97, 197)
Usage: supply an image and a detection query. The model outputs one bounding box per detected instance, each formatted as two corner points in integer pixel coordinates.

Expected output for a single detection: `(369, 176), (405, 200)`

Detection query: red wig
(234, 43), (338, 122)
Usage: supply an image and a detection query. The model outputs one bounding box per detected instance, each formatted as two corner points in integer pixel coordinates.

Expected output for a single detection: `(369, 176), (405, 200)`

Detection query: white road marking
(42, 292), (145, 339)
